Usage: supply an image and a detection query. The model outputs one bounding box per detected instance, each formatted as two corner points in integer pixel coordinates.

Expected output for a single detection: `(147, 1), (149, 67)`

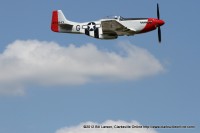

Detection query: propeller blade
(157, 3), (160, 20)
(158, 26), (161, 43)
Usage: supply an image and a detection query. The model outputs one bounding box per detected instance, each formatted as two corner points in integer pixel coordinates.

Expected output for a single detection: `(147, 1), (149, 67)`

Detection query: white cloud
(0, 40), (164, 95)
(55, 120), (158, 133)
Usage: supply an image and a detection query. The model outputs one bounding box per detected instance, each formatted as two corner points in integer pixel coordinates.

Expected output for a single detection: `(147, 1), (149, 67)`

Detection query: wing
(101, 20), (135, 36)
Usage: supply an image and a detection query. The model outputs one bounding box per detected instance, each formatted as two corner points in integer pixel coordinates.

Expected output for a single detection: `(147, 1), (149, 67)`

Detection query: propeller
(158, 27), (161, 43)
(157, 3), (162, 43)
(157, 3), (160, 19)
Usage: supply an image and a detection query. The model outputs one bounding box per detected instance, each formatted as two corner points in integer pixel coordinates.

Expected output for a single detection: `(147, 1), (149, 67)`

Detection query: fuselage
(65, 18), (164, 35)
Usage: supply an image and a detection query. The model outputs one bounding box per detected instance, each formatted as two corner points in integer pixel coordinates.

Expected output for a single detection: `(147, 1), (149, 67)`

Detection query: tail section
(51, 10), (73, 33)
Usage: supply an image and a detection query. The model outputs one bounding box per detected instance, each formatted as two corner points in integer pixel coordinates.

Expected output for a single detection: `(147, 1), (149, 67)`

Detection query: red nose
(156, 19), (165, 26)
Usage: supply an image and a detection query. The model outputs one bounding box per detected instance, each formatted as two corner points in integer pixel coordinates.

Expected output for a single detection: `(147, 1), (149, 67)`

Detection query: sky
(0, 0), (199, 133)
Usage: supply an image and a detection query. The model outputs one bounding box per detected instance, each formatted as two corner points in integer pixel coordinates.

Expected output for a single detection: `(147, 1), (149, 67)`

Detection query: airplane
(51, 4), (165, 42)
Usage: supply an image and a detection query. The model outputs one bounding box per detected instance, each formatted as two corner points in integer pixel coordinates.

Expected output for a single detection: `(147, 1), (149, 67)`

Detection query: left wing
(101, 20), (135, 36)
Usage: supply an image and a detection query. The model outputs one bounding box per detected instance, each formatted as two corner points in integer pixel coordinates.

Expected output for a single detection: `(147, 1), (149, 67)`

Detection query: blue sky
(0, 0), (199, 133)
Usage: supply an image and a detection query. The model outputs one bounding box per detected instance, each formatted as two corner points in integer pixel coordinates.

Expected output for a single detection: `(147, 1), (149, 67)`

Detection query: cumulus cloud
(0, 40), (164, 95)
(55, 120), (158, 133)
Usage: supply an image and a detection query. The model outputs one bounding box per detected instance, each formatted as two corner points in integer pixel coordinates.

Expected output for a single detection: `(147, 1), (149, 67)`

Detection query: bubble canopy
(103, 16), (125, 20)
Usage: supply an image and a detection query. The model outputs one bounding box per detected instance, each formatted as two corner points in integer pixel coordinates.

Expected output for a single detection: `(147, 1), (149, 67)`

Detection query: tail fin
(51, 10), (73, 32)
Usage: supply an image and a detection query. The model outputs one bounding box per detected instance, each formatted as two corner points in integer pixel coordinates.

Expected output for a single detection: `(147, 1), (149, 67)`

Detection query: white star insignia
(88, 23), (95, 31)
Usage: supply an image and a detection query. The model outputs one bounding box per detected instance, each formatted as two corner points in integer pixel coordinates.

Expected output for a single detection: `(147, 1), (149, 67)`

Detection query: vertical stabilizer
(51, 10), (73, 32)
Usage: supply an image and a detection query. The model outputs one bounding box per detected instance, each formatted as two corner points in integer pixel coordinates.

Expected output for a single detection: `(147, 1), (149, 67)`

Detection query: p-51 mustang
(51, 4), (165, 42)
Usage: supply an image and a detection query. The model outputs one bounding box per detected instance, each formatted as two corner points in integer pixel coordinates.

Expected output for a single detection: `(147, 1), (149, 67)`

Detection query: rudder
(51, 10), (59, 32)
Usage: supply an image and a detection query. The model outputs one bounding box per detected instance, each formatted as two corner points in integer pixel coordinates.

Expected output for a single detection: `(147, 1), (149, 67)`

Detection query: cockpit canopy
(104, 16), (124, 21)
